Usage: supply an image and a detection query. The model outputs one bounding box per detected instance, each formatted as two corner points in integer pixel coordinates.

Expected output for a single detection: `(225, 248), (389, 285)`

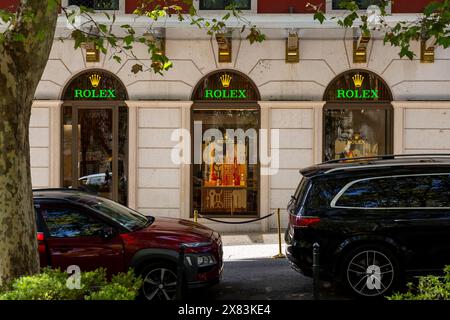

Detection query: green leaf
(424, 2), (442, 16)
(123, 35), (134, 46)
(313, 12), (326, 24)
(131, 64), (143, 74)
(0, 9), (13, 23)
(98, 24), (108, 33)
(12, 33), (26, 42)
(399, 46), (415, 60)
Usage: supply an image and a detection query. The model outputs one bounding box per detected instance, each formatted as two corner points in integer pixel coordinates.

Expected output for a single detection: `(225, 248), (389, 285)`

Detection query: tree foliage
(309, 0), (450, 59)
(388, 266), (450, 300)
(1, 0), (264, 75)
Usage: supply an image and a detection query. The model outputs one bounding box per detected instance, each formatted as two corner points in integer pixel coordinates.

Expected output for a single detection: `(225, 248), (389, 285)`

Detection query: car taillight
(37, 232), (45, 241)
(289, 214), (320, 228)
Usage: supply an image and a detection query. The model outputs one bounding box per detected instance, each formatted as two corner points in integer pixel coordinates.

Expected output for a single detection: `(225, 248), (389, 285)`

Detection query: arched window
(323, 69), (393, 161)
(61, 69), (129, 204)
(191, 70), (260, 217)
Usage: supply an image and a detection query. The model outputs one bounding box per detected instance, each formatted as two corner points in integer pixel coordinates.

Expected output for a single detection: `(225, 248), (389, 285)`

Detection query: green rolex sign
(73, 74), (117, 99)
(203, 73), (248, 100)
(204, 89), (247, 99)
(336, 74), (379, 100)
(336, 89), (379, 99)
(74, 89), (117, 99)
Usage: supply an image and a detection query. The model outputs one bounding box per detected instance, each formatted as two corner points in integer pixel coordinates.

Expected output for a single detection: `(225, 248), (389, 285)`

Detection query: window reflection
(41, 207), (105, 238)
(332, 0), (384, 10)
(336, 175), (450, 208)
(62, 106), (128, 205)
(200, 0), (251, 10)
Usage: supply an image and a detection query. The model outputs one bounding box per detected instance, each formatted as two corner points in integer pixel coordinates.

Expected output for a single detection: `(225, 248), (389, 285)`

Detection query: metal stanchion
(273, 208), (286, 259)
(313, 242), (320, 300)
(194, 209), (198, 223)
(176, 244), (186, 300)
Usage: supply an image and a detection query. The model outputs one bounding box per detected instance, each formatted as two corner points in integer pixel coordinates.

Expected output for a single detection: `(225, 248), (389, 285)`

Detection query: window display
(323, 69), (393, 161)
(193, 109), (259, 216)
(324, 108), (389, 161)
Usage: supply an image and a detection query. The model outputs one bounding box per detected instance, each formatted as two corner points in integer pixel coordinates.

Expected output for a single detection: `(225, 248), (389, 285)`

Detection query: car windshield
(69, 194), (151, 231)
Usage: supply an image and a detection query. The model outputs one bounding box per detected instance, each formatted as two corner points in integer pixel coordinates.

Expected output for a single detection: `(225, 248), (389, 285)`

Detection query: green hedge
(388, 266), (450, 300)
(0, 268), (142, 300)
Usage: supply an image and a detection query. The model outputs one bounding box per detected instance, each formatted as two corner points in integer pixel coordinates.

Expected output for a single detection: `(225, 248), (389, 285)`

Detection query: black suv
(285, 154), (450, 298)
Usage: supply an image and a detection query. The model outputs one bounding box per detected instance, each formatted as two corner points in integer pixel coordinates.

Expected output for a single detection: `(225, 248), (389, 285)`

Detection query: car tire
(340, 244), (402, 299)
(140, 262), (180, 301)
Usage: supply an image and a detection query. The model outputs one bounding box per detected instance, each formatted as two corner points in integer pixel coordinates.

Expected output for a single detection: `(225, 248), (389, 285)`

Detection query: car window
(304, 177), (347, 210)
(41, 205), (106, 238)
(66, 194), (149, 231)
(334, 174), (450, 208)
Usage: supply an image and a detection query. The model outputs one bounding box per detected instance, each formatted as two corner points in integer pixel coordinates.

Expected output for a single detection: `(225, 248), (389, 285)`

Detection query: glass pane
(332, 0), (384, 10)
(63, 106), (73, 188)
(118, 107), (128, 205)
(70, 195), (148, 231)
(200, 0), (251, 10)
(41, 206), (105, 238)
(193, 109), (259, 216)
(336, 175), (450, 208)
(68, 0), (119, 10)
(78, 109), (113, 200)
(324, 108), (388, 161)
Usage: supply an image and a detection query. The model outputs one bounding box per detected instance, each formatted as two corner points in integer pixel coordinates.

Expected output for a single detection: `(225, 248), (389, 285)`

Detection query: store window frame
(326, 0), (391, 13)
(190, 69), (261, 218)
(63, 0), (124, 12)
(195, 0), (257, 13)
(61, 69), (129, 205)
(322, 69), (394, 162)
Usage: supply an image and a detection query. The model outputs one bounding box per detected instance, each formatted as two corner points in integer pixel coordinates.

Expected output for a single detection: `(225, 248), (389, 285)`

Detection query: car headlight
(197, 255), (216, 266)
(183, 242), (212, 248)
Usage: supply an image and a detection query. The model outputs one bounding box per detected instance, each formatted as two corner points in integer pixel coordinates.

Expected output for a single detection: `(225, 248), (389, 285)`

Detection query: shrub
(0, 268), (142, 300)
(388, 265), (450, 300)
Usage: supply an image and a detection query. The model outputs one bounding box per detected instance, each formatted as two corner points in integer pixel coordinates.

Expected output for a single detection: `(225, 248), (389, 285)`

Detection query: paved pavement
(193, 242), (350, 300)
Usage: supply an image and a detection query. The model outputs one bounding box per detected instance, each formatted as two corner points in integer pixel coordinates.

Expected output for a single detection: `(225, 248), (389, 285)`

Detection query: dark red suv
(33, 189), (223, 300)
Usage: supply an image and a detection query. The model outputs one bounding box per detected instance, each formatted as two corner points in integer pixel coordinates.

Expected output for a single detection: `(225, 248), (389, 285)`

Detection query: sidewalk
(220, 232), (287, 261)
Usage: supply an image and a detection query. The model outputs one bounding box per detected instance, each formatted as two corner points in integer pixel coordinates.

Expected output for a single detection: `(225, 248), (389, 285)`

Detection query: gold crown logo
(352, 74), (364, 88)
(220, 74), (232, 88)
(89, 74), (101, 88)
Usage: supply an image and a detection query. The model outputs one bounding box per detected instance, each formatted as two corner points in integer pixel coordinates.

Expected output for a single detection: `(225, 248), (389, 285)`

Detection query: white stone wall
(267, 105), (318, 229)
(393, 102), (450, 155)
(34, 36), (450, 102)
(134, 104), (183, 218)
(30, 106), (51, 188)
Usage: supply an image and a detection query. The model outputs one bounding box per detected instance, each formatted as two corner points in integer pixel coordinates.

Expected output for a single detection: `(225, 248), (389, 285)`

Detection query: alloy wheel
(346, 250), (395, 297)
(142, 267), (178, 300)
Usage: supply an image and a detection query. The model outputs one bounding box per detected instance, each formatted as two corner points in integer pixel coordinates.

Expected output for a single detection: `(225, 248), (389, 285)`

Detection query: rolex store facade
(27, 11), (450, 233)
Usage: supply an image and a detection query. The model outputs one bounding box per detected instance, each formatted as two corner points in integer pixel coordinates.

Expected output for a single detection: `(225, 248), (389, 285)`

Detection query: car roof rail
(322, 154), (450, 164)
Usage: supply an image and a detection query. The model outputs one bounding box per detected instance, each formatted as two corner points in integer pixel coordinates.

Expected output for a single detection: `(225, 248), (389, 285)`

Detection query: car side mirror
(100, 226), (115, 240)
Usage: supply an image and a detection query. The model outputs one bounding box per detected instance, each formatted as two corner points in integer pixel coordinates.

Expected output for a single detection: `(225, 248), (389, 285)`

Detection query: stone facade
(30, 24), (450, 232)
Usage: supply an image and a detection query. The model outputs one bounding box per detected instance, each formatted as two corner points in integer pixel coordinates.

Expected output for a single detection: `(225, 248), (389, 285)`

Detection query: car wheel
(141, 262), (178, 301)
(341, 245), (400, 298)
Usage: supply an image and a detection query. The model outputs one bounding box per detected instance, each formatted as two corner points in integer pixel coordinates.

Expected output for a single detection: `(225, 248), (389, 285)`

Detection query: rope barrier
(193, 208), (286, 259)
(197, 211), (275, 224)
